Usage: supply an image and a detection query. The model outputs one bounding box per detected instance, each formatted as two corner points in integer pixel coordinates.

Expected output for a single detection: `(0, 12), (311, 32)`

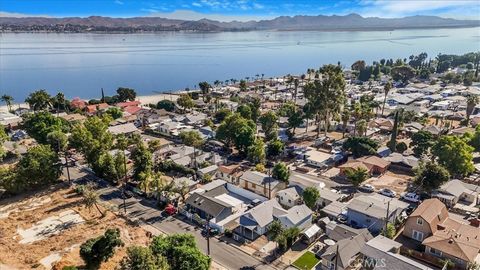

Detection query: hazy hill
(1, 13), (478, 32)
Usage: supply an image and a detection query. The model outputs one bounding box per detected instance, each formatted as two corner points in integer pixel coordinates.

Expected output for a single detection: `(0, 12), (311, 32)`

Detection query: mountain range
(1, 13), (479, 32)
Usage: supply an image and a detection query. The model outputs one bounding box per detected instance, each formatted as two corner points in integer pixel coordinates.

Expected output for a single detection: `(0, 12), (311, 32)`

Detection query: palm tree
(466, 94), (479, 124)
(381, 81), (392, 116)
(82, 184), (104, 216)
(1, 95), (13, 112)
(341, 108), (351, 138)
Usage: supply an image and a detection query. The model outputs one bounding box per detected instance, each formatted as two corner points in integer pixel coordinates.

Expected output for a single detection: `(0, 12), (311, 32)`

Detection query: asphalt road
(66, 166), (278, 270)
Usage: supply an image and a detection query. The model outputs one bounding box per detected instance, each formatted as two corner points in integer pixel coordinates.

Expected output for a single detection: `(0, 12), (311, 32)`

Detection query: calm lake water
(1, 27), (479, 101)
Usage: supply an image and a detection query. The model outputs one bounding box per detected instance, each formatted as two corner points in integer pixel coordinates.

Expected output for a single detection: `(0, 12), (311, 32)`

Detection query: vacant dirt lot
(0, 184), (150, 270)
(365, 170), (412, 194)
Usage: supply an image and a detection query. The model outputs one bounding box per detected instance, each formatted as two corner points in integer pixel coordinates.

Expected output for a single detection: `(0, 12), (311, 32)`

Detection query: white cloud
(146, 9), (273, 21)
(358, 0), (479, 18)
(114, 0), (124, 5)
(0, 11), (53, 18)
(192, 2), (202, 7)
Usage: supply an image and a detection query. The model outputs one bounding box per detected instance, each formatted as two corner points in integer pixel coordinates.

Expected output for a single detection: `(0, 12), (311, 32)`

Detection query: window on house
(412, 230), (424, 241)
(417, 218), (423, 225)
(429, 247), (442, 257)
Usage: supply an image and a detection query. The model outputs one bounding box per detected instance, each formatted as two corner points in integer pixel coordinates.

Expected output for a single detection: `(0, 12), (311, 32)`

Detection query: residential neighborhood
(1, 51), (480, 270)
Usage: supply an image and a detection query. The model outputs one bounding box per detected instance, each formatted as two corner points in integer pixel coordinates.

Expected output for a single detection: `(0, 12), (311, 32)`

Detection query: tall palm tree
(381, 81), (392, 116)
(1, 95), (13, 112)
(82, 184), (104, 217)
(341, 108), (351, 138)
(466, 94), (479, 124)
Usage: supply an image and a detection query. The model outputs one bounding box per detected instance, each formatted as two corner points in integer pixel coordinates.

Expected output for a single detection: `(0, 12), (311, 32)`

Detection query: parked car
(359, 184), (375, 192)
(401, 192), (420, 203)
(405, 205), (416, 215)
(201, 227), (219, 237)
(164, 204), (177, 216)
(379, 188), (396, 198)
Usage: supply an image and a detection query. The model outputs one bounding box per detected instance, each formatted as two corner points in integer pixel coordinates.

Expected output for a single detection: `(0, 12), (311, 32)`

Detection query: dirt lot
(365, 170), (412, 194)
(0, 184), (150, 270)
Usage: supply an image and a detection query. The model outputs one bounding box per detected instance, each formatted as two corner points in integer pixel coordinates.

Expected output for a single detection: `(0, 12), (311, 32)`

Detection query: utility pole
(64, 150), (71, 184)
(205, 214), (211, 256)
(384, 200), (391, 237)
(123, 150), (128, 214)
(334, 244), (339, 270)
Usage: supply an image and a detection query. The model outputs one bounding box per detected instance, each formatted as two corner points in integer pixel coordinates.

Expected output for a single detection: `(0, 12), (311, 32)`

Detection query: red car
(164, 204), (177, 216)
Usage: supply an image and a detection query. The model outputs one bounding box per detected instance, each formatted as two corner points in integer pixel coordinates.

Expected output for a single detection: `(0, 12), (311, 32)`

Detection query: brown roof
(423, 218), (480, 262)
(410, 199), (448, 233)
(357, 156), (391, 169)
(338, 160), (369, 171)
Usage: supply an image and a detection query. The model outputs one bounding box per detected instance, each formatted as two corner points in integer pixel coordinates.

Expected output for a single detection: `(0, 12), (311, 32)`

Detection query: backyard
(292, 251), (320, 270)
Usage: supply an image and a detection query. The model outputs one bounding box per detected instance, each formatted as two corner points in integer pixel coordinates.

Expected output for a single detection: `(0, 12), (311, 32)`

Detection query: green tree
(70, 116), (114, 176)
(259, 111), (279, 141)
(214, 108), (232, 122)
(413, 161), (450, 192)
(267, 139), (284, 158)
(150, 234), (210, 270)
(0, 127), (8, 160)
(239, 80), (247, 91)
(391, 65), (415, 84)
(176, 94), (194, 113)
(23, 111), (69, 144)
(179, 130), (204, 169)
(396, 142), (408, 153)
(81, 184), (104, 216)
(267, 220), (284, 240)
(304, 64), (346, 137)
(302, 187), (320, 210)
(381, 81), (392, 116)
(80, 228), (123, 268)
(248, 97), (261, 123)
(432, 135), (474, 177)
(383, 223), (396, 239)
(216, 113), (256, 154)
(156, 100), (175, 112)
(288, 109), (304, 135)
(46, 130), (68, 153)
(272, 162), (290, 184)
(388, 109), (402, 151)
(25, 89), (52, 111)
(131, 142), (153, 182)
(344, 167), (369, 187)
(247, 138), (266, 165)
(466, 95), (479, 124)
(236, 104), (252, 120)
(278, 102), (296, 117)
(343, 137), (379, 158)
(116, 87), (137, 102)
(3, 145), (60, 195)
(410, 130), (434, 157)
(119, 246), (169, 270)
(1, 94), (14, 111)
(105, 107), (123, 119)
(198, 81), (211, 102)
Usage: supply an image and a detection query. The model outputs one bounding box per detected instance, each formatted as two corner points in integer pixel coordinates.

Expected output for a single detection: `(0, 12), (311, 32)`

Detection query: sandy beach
(0, 93), (180, 113)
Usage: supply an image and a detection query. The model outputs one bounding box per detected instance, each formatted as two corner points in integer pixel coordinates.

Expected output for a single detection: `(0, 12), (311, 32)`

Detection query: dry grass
(0, 185), (151, 270)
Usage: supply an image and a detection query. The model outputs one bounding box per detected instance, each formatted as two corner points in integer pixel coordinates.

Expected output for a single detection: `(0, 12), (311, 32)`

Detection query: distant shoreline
(1, 24), (479, 34)
(0, 93), (181, 113)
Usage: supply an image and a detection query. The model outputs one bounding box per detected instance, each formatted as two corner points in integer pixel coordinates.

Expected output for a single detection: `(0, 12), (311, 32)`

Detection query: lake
(1, 27), (479, 101)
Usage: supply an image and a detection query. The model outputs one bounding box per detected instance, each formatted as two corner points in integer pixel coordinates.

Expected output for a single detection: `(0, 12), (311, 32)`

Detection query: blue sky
(1, 0), (479, 21)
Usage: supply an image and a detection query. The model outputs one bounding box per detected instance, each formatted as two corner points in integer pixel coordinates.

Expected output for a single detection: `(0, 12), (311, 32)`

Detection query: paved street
(66, 166), (278, 270)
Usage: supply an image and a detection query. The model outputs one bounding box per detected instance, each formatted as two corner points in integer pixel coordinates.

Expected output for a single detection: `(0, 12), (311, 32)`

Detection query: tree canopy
(344, 167), (369, 187)
(80, 228), (123, 268)
(25, 89), (52, 111)
(410, 130), (434, 157)
(216, 113), (256, 154)
(272, 162), (290, 183)
(413, 161), (450, 192)
(343, 136), (379, 158)
(432, 135), (474, 177)
(23, 111), (69, 144)
(302, 187), (320, 210)
(177, 94), (195, 112)
(247, 138), (266, 165)
(150, 234), (210, 270)
(116, 87), (137, 102)
(156, 99), (175, 112)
